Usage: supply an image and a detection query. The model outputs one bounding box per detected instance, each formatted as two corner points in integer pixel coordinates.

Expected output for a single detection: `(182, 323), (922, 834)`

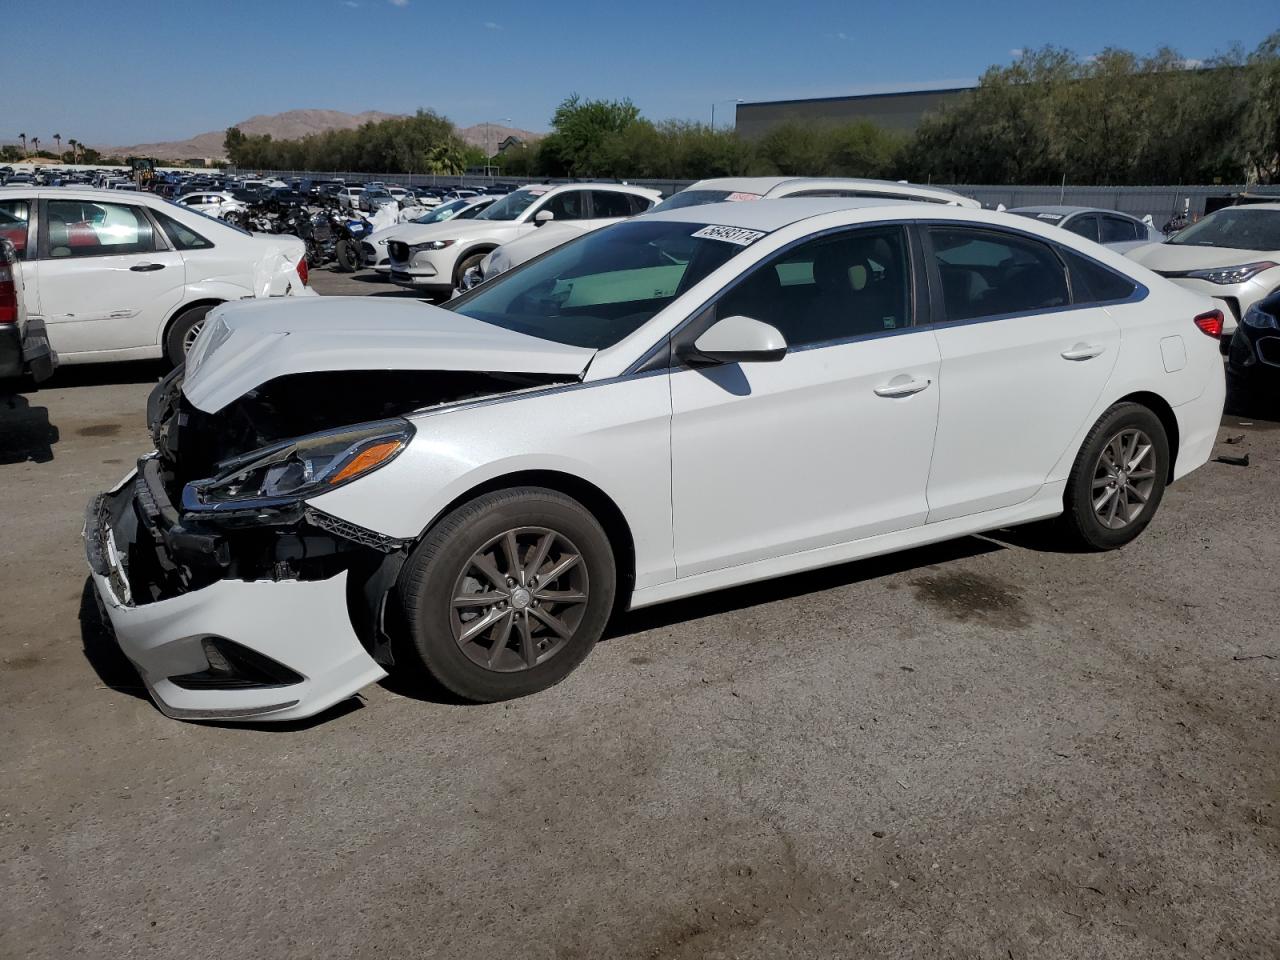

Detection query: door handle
(874, 376), (932, 398)
(1061, 343), (1104, 361)
(130, 262), (165, 272)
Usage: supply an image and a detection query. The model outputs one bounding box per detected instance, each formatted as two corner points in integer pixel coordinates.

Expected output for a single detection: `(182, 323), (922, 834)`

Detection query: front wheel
(397, 487), (617, 702)
(1059, 402), (1169, 550)
(334, 238), (360, 273)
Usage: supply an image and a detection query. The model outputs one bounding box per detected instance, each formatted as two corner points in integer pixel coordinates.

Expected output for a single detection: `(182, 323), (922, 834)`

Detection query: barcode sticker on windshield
(725, 192), (763, 202)
(692, 225), (767, 246)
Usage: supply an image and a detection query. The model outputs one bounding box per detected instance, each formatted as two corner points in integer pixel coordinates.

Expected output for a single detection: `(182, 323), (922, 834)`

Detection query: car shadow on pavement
(607, 535), (1004, 641)
(44, 359), (168, 388)
(0, 392), (59, 463)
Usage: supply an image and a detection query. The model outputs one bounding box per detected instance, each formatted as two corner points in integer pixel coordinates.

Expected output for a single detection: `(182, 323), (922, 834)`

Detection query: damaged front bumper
(84, 460), (394, 723)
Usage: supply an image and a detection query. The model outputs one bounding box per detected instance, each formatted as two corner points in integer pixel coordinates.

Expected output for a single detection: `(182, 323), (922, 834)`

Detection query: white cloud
(1009, 48), (1024, 58)
(342, 1), (358, 6)
(832, 31), (848, 41)
(483, 20), (501, 29)
(388, 0), (408, 6)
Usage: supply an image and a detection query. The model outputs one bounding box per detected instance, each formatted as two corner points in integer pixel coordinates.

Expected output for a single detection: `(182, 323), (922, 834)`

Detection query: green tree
(1241, 31), (1280, 182)
(539, 94), (643, 176)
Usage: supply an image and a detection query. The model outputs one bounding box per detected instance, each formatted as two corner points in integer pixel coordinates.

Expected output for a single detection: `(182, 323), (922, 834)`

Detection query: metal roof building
(734, 85), (974, 138)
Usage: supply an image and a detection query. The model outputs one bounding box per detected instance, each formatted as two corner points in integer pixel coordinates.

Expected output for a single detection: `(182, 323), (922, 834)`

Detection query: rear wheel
(1059, 402), (1169, 550)
(164, 303), (216, 367)
(397, 487), (616, 702)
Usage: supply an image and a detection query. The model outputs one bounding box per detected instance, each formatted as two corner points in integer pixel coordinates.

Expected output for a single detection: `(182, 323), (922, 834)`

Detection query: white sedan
(1127, 203), (1280, 335)
(0, 186), (311, 366)
(87, 199), (1224, 722)
(174, 191), (248, 220)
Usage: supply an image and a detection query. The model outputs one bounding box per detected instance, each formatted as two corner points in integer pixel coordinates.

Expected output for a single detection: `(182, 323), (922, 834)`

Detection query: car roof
(643, 196), (899, 231)
(1210, 202), (1280, 212)
(1009, 205), (1139, 218)
(518, 182), (663, 197)
(681, 176), (973, 204)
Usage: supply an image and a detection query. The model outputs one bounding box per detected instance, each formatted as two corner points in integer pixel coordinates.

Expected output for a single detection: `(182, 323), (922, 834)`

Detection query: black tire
(335, 238), (360, 273)
(164, 303), (216, 367)
(1059, 402), (1169, 551)
(453, 250), (489, 288)
(397, 487), (617, 702)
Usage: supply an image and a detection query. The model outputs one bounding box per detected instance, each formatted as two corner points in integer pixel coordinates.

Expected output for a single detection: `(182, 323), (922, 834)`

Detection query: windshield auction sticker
(725, 192), (763, 202)
(691, 225), (768, 246)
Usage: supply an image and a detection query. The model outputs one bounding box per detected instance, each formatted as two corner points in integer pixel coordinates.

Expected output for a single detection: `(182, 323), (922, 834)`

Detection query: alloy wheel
(182, 318), (207, 354)
(450, 526), (589, 673)
(1092, 428), (1157, 529)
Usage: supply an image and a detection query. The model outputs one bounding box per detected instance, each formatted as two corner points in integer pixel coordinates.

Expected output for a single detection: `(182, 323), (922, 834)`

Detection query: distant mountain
(92, 110), (544, 161)
(97, 109), (406, 160)
(457, 123), (543, 150)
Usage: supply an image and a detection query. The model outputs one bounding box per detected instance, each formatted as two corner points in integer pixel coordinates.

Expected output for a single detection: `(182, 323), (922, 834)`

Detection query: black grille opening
(170, 637), (304, 690)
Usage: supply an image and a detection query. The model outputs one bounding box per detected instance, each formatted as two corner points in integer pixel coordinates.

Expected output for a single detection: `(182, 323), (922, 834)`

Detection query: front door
(670, 225), (941, 578)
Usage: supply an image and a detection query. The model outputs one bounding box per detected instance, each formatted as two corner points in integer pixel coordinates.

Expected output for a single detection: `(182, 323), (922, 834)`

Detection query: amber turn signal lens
(327, 440), (404, 485)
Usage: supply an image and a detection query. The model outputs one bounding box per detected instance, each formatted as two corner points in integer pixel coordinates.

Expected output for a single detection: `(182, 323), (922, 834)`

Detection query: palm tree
(18, 132), (26, 157)
(30, 136), (40, 157)
(53, 133), (62, 160)
(68, 139), (79, 164)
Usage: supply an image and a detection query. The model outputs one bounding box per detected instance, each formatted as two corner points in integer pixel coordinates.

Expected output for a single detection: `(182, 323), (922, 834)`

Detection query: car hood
(1126, 242), (1276, 271)
(489, 222), (592, 273)
(181, 296), (596, 413)
(389, 218), (521, 244)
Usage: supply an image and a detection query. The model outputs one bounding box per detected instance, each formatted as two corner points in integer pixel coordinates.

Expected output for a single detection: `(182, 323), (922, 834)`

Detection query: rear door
(36, 197), (185, 358)
(921, 224), (1120, 521)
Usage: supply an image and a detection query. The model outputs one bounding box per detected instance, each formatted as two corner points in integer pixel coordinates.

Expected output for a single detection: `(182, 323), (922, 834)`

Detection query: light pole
(710, 98), (743, 129)
(482, 117), (512, 177)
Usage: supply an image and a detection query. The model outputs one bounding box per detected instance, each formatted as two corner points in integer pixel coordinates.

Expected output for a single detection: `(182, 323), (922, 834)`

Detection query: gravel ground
(1, 274), (1277, 959)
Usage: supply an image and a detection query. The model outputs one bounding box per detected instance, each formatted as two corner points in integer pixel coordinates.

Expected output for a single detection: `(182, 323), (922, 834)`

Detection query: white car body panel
(2, 186), (309, 364)
(88, 199), (1226, 721)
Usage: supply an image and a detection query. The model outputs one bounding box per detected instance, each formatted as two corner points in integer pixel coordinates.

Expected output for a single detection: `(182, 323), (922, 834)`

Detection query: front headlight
(1184, 261), (1278, 285)
(409, 239), (456, 253)
(188, 419), (413, 508)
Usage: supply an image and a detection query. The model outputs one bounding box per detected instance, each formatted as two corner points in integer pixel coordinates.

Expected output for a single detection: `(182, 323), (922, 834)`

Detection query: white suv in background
(388, 183), (661, 297)
(0, 187), (312, 366)
(175, 191), (248, 220)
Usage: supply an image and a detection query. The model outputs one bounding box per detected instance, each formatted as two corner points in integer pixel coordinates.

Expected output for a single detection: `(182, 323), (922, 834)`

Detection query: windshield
(652, 189), (757, 213)
(448, 219), (752, 349)
(1169, 208), (1280, 250)
(477, 188), (545, 221)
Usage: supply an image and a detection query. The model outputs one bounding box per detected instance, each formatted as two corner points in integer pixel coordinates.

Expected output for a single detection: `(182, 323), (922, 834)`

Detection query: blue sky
(6, 0), (1277, 147)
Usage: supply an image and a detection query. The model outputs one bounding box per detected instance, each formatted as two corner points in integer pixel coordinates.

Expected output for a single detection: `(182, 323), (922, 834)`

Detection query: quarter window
(1061, 248), (1139, 303)
(45, 200), (156, 259)
(716, 226), (912, 348)
(154, 210), (214, 250)
(928, 227), (1068, 321)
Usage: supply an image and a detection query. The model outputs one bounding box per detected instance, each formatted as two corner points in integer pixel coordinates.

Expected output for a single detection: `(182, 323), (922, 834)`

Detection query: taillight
(296, 257), (309, 286)
(1193, 309), (1224, 338)
(0, 262), (16, 325)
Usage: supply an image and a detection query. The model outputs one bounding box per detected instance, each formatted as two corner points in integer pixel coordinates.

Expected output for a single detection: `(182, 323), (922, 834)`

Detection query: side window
(1099, 215), (1139, 243)
(0, 200), (31, 258)
(154, 210), (214, 251)
(541, 190), (589, 221)
(588, 191), (636, 219)
(45, 200), (156, 259)
(1064, 214), (1100, 243)
(629, 193), (655, 215)
(928, 227), (1068, 321)
(716, 226), (912, 348)
(1061, 248), (1139, 303)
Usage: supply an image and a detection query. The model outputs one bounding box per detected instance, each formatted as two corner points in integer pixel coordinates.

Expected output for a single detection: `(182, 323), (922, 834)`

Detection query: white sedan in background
(0, 186), (312, 366)
(1007, 206), (1161, 253)
(387, 182), (661, 297)
(175, 191), (248, 220)
(1127, 203), (1280, 335)
(468, 176), (982, 289)
(87, 198), (1224, 722)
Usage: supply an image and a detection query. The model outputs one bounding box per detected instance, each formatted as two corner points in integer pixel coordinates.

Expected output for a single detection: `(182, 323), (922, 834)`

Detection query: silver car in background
(1008, 206), (1161, 253)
